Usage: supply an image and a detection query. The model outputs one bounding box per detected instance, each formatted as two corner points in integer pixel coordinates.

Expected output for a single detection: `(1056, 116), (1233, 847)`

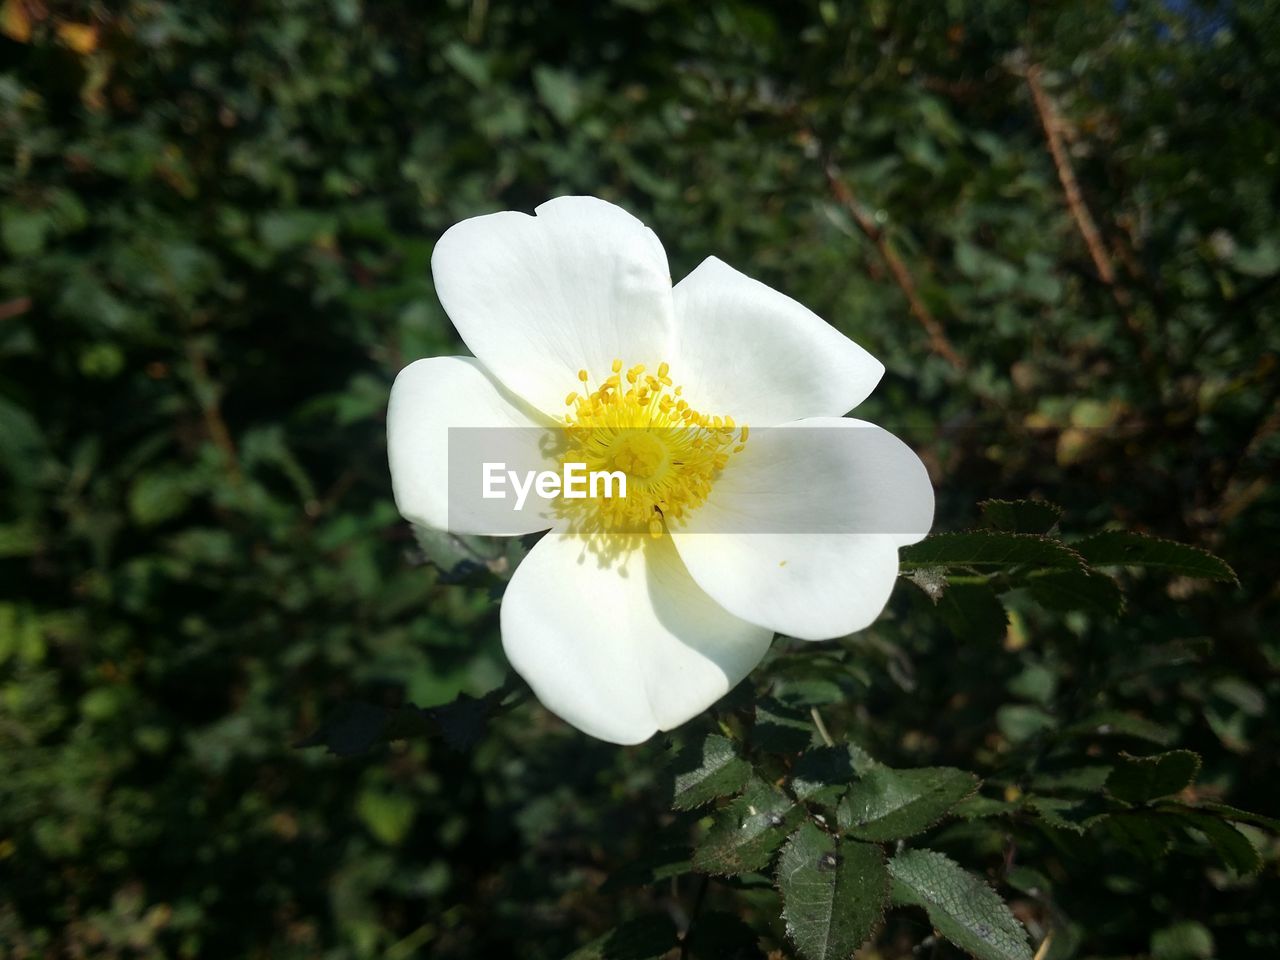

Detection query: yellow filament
(558, 360), (746, 540)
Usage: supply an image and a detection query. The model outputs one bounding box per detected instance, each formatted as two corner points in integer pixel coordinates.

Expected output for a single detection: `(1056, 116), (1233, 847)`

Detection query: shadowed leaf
(888, 848), (1032, 960)
(1106, 751), (1201, 803)
(1074, 532), (1236, 582)
(837, 767), (979, 841)
(671, 734), (752, 811)
(777, 822), (888, 960)
(693, 778), (803, 876)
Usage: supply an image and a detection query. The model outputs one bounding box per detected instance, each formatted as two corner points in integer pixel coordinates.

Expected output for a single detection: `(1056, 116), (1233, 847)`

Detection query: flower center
(559, 360), (747, 539)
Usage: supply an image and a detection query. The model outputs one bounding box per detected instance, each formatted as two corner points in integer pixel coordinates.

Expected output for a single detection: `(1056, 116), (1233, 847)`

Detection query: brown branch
(825, 163), (967, 371)
(1025, 65), (1141, 328)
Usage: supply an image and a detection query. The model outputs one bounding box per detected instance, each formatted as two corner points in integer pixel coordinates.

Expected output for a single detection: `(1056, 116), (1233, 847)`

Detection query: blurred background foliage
(1, 0), (1278, 957)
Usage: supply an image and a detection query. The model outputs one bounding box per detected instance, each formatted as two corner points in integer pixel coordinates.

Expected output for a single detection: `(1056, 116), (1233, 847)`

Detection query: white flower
(388, 196), (934, 744)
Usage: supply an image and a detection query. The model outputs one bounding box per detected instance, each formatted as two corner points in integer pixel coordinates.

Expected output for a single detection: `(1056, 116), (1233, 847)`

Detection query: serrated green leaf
(888, 849), (1032, 960)
(1064, 710), (1175, 746)
(692, 778), (803, 876)
(1028, 766), (1112, 794)
(937, 581), (1009, 643)
(953, 796), (1020, 820)
(564, 915), (680, 960)
(1074, 532), (1236, 582)
(901, 532), (1083, 571)
(1178, 802), (1280, 833)
(777, 823), (888, 960)
(837, 767), (979, 841)
(1105, 750), (1200, 802)
(1172, 809), (1262, 874)
(754, 700), (815, 753)
(1025, 568), (1125, 617)
(1106, 812), (1175, 858)
(981, 499), (1063, 534)
(671, 734), (752, 811)
(791, 745), (858, 803)
(1022, 795), (1111, 834)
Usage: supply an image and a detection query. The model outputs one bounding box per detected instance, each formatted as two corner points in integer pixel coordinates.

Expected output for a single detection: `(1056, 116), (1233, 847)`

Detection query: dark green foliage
(3, 0), (1279, 957)
(935, 580), (1010, 643)
(685, 911), (765, 960)
(776, 823), (888, 960)
(563, 915), (679, 960)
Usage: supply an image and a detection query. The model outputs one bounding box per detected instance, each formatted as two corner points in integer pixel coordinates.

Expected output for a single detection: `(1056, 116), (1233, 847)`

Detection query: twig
(678, 876), (711, 960)
(1024, 64), (1147, 352)
(825, 163), (967, 371)
(810, 707), (835, 747)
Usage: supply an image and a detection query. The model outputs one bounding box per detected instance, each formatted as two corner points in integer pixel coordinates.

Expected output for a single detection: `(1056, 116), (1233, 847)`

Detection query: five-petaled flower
(388, 196), (934, 744)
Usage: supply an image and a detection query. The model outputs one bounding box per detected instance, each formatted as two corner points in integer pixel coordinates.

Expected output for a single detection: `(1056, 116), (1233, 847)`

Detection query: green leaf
(564, 915), (679, 960)
(533, 65), (583, 124)
(753, 700), (815, 753)
(937, 581), (1009, 643)
(791, 746), (858, 803)
(1025, 569), (1125, 617)
(1, 206), (49, 257)
(1064, 710), (1176, 746)
(777, 822), (888, 960)
(601, 846), (692, 891)
(953, 796), (1020, 820)
(128, 469), (195, 527)
(980, 499), (1063, 534)
(901, 532), (1083, 571)
(996, 705), (1056, 742)
(888, 849), (1033, 960)
(837, 767), (979, 841)
(1151, 921), (1215, 960)
(1028, 766), (1111, 794)
(1179, 801), (1280, 833)
(1105, 812), (1175, 858)
(1172, 809), (1262, 874)
(1028, 793), (1115, 834)
(441, 42), (491, 88)
(670, 734), (752, 811)
(692, 778), (803, 876)
(1074, 532), (1236, 582)
(355, 788), (415, 845)
(1105, 750), (1201, 803)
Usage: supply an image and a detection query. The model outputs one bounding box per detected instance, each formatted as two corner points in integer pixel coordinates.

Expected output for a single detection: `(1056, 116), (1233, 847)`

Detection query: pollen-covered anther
(557, 360), (746, 539)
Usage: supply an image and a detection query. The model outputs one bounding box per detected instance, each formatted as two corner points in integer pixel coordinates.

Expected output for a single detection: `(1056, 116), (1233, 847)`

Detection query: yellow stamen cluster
(559, 360), (747, 539)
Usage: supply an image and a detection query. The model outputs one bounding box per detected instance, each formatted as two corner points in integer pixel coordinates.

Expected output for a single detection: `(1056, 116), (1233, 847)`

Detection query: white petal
(431, 196), (675, 416)
(671, 419), (934, 640)
(672, 257), (884, 426)
(387, 356), (558, 535)
(500, 532), (773, 743)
